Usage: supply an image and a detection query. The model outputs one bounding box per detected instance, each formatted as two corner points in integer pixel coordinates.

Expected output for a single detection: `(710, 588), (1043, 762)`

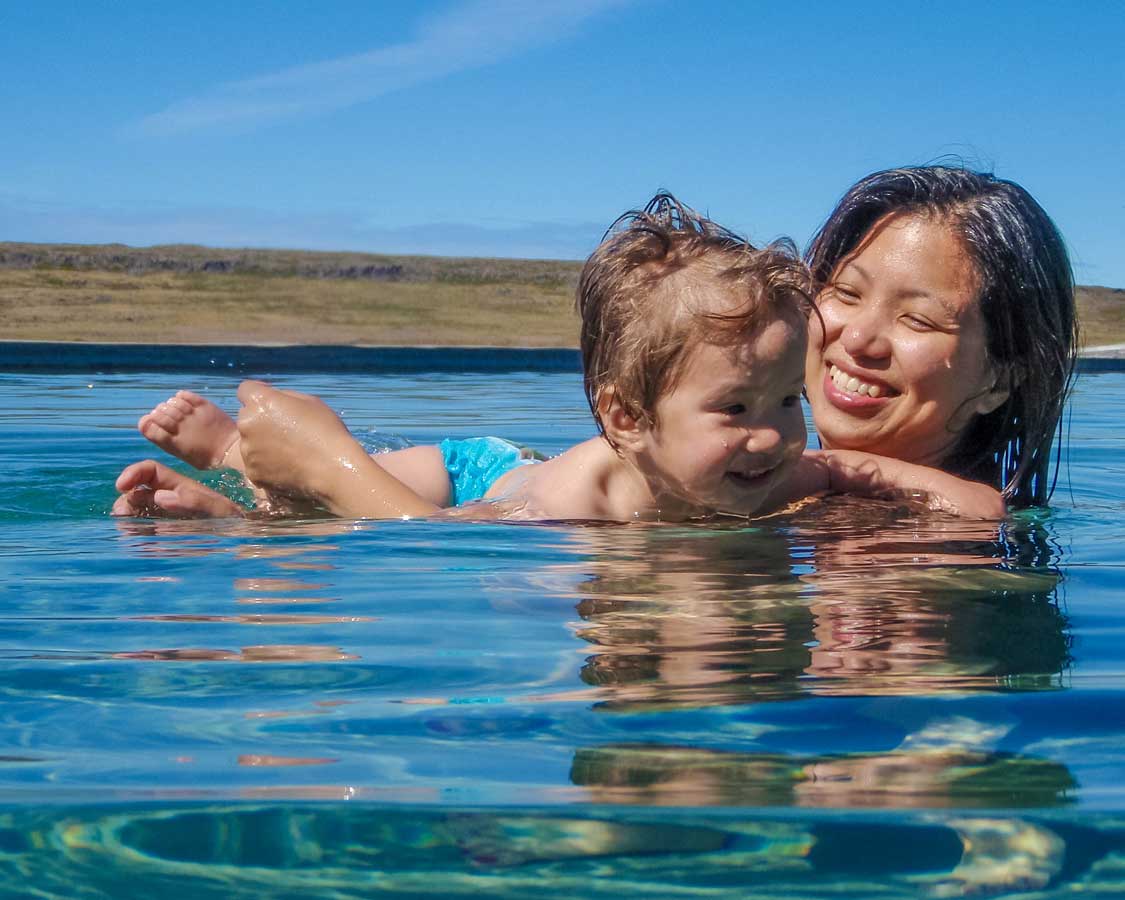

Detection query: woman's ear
(598, 388), (648, 452)
(951, 365), (1012, 431)
(975, 364), (1013, 416)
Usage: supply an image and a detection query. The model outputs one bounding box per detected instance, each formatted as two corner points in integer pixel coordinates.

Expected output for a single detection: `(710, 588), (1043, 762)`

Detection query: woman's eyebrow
(839, 260), (870, 283)
(903, 290), (959, 318)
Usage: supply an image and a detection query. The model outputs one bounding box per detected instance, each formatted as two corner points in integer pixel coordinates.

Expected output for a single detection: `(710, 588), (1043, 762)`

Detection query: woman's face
(805, 213), (1008, 466)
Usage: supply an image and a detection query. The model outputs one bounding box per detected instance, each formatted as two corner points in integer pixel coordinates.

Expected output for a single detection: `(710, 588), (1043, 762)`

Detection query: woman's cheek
(897, 333), (958, 380)
(810, 301), (847, 350)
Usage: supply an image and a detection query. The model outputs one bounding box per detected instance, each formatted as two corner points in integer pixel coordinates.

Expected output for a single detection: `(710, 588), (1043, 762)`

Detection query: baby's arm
(782, 449), (1006, 519)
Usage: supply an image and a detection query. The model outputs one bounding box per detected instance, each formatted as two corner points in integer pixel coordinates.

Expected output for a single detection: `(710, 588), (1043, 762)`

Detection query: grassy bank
(1, 241), (1121, 346)
(0, 243), (580, 346)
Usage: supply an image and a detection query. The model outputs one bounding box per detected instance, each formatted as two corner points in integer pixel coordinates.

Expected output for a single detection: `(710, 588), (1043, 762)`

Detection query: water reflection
(112, 645), (358, 662)
(566, 498), (1071, 710)
(2, 802), (1122, 899)
(569, 742), (1075, 809)
(105, 517), (369, 665)
(555, 498), (1077, 827)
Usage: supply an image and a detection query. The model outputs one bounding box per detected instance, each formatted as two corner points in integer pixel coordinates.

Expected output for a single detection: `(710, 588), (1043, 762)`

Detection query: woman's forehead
(835, 213), (979, 307)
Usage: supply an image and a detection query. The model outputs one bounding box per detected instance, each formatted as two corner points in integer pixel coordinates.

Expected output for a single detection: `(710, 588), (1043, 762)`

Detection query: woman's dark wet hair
(807, 166), (1079, 508)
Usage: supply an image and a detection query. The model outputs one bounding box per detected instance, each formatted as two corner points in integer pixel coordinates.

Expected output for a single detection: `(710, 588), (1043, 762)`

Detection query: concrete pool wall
(3, 341), (1123, 374)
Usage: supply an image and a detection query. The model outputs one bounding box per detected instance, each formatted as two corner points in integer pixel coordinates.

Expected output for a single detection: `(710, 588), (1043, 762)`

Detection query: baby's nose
(744, 426), (783, 455)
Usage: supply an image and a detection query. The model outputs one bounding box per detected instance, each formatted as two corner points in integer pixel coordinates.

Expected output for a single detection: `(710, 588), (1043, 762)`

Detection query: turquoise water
(2, 369), (1125, 898)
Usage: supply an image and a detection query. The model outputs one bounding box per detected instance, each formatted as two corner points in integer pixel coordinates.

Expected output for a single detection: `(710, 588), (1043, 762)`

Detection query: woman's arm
(235, 380), (443, 519)
(785, 449), (1006, 519)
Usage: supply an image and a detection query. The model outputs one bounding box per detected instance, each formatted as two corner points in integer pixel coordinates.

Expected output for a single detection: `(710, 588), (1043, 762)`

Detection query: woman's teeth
(830, 365), (883, 398)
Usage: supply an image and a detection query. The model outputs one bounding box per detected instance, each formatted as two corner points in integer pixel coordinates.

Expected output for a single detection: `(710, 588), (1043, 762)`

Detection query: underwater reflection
(569, 741), (1074, 809)
(566, 498), (1071, 710)
(6, 802), (1123, 898)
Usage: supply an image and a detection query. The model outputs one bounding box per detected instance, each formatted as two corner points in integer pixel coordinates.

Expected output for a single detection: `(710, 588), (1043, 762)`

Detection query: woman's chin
(808, 384), (889, 454)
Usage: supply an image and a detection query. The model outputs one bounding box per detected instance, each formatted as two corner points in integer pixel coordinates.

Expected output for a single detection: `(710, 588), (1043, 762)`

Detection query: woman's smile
(826, 363), (894, 401)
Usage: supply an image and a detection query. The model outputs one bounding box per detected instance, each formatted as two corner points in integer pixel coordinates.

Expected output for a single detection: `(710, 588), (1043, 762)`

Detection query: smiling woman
(808, 214), (1004, 466)
(804, 166), (1079, 507)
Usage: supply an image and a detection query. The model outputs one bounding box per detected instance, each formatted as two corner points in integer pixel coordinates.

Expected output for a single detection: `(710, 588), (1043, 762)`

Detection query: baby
(116, 194), (1003, 522)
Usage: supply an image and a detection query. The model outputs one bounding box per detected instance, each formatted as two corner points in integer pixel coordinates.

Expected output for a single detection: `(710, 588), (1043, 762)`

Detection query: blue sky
(1, 0), (1122, 287)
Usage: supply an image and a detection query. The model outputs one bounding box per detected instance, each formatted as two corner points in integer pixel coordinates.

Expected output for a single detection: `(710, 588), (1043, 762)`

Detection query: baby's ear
(599, 388), (647, 451)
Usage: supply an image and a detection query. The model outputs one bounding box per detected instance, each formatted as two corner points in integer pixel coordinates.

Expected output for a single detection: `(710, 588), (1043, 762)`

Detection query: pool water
(2, 368), (1125, 898)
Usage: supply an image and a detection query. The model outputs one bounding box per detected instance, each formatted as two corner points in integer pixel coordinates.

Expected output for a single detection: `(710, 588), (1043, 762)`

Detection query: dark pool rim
(1, 340), (1122, 374)
(0, 341), (581, 374)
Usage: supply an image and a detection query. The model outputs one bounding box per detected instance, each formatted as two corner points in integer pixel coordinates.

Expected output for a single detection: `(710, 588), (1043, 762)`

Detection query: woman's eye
(903, 315), (935, 331)
(828, 284), (860, 303)
(722, 403), (747, 416)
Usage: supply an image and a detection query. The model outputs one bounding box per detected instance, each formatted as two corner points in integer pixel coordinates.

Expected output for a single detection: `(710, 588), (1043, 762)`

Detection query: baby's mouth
(828, 364), (895, 399)
(726, 465), (776, 487)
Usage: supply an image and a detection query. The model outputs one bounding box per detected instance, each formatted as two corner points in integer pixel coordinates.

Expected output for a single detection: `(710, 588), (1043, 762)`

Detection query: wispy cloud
(130, 0), (630, 137)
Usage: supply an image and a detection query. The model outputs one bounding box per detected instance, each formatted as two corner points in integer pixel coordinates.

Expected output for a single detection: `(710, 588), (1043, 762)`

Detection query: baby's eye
(782, 395), (801, 408)
(721, 403), (747, 416)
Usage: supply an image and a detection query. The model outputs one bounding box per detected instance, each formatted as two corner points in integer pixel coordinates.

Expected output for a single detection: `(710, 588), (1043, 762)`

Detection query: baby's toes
(138, 418), (165, 444)
(163, 396), (193, 419)
(177, 390), (207, 409)
(141, 409), (179, 436)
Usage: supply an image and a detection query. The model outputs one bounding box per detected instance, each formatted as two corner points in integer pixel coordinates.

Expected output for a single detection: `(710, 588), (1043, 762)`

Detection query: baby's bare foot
(138, 390), (242, 471)
(112, 460), (244, 518)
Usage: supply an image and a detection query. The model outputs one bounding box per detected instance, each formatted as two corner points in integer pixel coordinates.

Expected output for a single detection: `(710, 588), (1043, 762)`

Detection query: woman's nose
(840, 307), (892, 359)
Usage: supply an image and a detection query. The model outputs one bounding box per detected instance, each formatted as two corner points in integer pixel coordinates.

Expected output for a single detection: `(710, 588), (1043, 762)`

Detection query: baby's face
(638, 313), (808, 517)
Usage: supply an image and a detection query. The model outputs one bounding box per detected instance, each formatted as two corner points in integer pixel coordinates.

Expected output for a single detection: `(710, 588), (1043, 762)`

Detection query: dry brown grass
(1076, 285), (1125, 346)
(0, 263), (579, 346)
(1, 242), (1121, 347)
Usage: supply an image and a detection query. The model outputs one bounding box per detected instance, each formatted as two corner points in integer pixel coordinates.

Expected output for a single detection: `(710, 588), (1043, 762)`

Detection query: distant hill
(0, 241), (1120, 346)
(0, 241), (581, 287)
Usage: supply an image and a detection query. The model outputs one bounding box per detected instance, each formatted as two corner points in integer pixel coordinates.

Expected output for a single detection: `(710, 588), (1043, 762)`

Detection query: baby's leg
(138, 390), (244, 472)
(112, 460), (245, 518)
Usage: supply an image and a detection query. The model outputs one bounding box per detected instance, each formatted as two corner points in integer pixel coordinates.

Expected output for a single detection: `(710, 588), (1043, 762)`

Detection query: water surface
(1, 370), (1124, 898)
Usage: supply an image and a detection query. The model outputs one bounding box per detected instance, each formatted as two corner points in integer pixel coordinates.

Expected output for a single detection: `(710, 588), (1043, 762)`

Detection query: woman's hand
(235, 381), (439, 519)
(795, 449), (1007, 519)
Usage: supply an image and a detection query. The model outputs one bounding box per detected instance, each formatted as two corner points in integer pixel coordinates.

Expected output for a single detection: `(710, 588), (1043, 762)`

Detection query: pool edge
(0, 341), (581, 373)
(1, 340), (1122, 374)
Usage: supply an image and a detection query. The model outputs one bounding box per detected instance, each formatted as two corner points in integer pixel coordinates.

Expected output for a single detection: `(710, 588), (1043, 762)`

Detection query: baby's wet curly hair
(577, 192), (812, 443)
